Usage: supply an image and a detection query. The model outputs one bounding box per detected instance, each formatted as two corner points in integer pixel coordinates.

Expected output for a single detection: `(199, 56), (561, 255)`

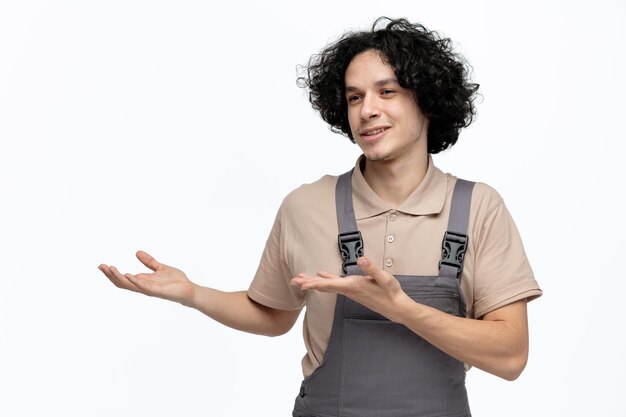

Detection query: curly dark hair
(297, 17), (479, 154)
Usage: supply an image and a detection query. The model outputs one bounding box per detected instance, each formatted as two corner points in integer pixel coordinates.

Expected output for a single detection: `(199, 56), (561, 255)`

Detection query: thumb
(135, 250), (164, 271)
(357, 257), (390, 283)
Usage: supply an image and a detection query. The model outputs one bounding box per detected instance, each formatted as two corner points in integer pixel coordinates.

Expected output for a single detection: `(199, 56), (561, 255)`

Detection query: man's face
(344, 49), (428, 163)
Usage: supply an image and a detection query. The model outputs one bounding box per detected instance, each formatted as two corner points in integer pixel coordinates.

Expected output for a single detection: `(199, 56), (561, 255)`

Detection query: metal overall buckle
(439, 231), (468, 277)
(338, 231), (364, 274)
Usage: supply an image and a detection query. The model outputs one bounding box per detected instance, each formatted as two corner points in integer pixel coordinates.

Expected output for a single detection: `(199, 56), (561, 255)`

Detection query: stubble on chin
(364, 153), (386, 162)
(362, 140), (394, 162)
(363, 150), (394, 164)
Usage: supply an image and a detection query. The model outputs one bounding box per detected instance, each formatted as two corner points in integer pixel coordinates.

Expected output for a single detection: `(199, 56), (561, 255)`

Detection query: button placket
(383, 210), (397, 270)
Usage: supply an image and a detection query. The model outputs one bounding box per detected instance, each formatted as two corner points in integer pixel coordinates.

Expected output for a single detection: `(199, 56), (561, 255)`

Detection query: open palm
(99, 250), (195, 305)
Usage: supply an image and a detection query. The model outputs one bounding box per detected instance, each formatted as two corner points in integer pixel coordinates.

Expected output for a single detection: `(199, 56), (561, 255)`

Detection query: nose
(360, 94), (380, 120)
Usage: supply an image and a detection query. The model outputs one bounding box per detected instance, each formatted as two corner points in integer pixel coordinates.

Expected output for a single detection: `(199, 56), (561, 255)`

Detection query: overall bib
(292, 170), (474, 417)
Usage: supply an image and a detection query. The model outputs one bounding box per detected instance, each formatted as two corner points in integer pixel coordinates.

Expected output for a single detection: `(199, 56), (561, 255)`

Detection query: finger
(316, 271), (341, 279)
(99, 265), (141, 293)
(356, 257), (392, 284)
(317, 271), (375, 287)
(109, 266), (142, 292)
(135, 250), (162, 271)
(98, 264), (122, 286)
(290, 273), (319, 287)
(298, 275), (351, 292)
(124, 273), (155, 296)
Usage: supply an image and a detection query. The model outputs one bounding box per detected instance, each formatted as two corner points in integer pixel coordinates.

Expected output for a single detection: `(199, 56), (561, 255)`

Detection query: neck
(362, 152), (429, 208)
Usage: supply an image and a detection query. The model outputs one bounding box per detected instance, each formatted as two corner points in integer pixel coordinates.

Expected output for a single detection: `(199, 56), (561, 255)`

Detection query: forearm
(183, 286), (297, 337)
(392, 297), (529, 380)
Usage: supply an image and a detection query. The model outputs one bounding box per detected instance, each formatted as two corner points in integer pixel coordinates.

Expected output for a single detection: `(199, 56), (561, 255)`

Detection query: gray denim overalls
(292, 169), (475, 417)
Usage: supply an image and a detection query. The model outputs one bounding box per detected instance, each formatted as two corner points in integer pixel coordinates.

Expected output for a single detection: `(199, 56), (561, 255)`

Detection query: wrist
(388, 292), (416, 324)
(180, 282), (201, 309)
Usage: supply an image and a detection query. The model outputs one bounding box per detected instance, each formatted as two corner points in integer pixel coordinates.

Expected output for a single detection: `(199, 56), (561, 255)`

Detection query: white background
(1, 1), (625, 416)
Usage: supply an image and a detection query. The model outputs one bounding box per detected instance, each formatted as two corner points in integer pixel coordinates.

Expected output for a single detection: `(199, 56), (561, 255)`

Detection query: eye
(381, 89), (396, 96)
(347, 94), (362, 103)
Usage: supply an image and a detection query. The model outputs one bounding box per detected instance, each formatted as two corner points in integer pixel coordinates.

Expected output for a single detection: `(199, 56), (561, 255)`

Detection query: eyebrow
(345, 78), (400, 92)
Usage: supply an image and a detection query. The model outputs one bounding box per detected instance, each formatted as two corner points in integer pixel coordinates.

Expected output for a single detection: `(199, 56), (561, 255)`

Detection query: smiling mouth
(363, 127), (389, 136)
(360, 126), (390, 141)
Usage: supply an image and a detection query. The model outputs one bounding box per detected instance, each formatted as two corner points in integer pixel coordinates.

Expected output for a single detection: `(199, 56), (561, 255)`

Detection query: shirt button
(386, 235), (395, 243)
(385, 258), (393, 267)
(389, 213), (397, 221)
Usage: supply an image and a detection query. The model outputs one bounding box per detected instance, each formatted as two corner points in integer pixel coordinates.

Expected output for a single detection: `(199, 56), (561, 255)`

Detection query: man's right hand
(99, 250), (196, 306)
(99, 250), (300, 336)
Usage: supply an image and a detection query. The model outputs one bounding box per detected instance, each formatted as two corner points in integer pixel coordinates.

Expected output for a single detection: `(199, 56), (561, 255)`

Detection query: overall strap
(336, 170), (475, 279)
(439, 179), (475, 280)
(335, 169), (364, 276)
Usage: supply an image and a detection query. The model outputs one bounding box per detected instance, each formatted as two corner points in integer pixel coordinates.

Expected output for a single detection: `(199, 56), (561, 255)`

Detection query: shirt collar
(351, 154), (448, 219)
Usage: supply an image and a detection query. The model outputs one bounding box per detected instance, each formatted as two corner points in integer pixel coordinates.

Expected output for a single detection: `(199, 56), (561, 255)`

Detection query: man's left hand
(290, 257), (412, 322)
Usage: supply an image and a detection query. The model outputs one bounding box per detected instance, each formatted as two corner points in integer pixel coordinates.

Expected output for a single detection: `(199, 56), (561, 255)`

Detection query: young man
(99, 18), (542, 417)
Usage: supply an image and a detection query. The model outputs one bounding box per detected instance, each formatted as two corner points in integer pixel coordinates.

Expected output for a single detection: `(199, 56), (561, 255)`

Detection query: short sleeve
(247, 205), (306, 311)
(472, 200), (542, 318)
